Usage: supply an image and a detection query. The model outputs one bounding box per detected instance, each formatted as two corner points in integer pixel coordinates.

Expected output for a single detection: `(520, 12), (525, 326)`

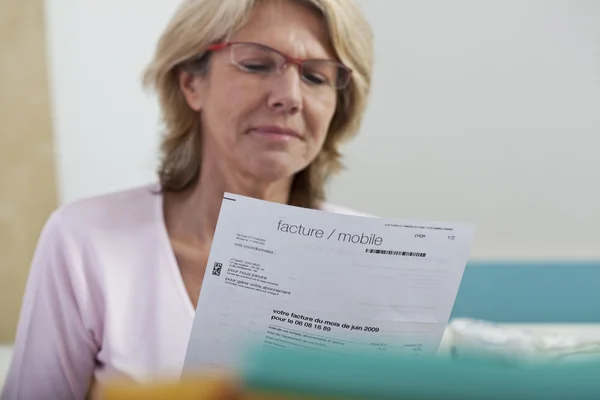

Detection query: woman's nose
(267, 66), (303, 114)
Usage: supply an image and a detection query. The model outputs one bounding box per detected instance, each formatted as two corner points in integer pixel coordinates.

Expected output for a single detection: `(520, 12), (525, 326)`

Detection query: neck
(164, 159), (293, 243)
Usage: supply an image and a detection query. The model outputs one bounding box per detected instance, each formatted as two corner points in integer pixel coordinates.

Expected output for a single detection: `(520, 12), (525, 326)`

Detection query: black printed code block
(212, 262), (223, 276)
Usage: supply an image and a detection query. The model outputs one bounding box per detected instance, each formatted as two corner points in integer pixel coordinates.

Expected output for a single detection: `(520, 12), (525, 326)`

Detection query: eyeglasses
(204, 41), (352, 90)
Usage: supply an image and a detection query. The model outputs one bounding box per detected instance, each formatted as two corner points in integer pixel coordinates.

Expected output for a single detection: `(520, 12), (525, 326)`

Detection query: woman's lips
(249, 126), (302, 141)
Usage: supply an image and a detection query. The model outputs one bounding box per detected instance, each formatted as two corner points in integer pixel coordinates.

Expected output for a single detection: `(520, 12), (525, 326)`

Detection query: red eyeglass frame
(205, 41), (353, 88)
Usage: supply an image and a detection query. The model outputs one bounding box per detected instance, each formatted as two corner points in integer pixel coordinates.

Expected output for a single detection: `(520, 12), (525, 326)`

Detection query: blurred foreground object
(449, 318), (600, 366)
(101, 374), (239, 400)
(102, 346), (600, 399)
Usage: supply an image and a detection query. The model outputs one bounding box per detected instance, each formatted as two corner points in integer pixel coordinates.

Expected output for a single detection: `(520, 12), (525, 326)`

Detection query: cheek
(307, 94), (337, 143)
(209, 79), (264, 130)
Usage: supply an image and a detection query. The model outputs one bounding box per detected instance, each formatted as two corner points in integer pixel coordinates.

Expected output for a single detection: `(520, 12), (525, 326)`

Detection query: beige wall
(0, 0), (58, 343)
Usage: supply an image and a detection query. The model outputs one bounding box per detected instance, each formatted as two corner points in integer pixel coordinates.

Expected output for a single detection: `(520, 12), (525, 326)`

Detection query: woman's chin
(243, 155), (307, 182)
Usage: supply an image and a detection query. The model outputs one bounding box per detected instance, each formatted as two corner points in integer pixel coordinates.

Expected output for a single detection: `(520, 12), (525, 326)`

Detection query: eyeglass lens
(229, 43), (350, 89)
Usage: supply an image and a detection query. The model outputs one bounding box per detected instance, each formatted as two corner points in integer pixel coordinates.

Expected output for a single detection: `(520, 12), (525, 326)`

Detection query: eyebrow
(236, 40), (336, 62)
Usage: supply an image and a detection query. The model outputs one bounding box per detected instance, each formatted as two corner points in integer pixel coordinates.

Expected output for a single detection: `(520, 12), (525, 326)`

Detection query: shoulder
(50, 182), (161, 238)
(319, 202), (376, 218)
(30, 182), (163, 287)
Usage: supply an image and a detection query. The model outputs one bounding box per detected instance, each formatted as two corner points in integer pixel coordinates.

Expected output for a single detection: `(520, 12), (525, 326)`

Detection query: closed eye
(238, 61), (274, 73)
(302, 73), (329, 85)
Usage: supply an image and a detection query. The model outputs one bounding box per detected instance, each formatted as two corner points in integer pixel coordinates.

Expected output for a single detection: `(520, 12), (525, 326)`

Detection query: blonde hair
(142, 0), (374, 209)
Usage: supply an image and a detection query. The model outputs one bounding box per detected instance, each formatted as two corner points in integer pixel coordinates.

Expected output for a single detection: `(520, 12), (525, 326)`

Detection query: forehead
(229, 0), (336, 60)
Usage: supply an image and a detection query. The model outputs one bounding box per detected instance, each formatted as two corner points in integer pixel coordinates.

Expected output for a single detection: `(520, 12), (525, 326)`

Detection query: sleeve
(1, 211), (100, 400)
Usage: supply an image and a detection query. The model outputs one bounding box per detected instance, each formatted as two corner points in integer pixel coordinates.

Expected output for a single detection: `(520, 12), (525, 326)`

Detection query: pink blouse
(1, 183), (364, 400)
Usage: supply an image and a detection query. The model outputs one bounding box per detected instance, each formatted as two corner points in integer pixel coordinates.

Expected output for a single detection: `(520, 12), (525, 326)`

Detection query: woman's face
(180, 0), (339, 182)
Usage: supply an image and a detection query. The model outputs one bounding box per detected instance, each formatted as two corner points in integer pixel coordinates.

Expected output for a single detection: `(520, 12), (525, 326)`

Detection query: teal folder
(240, 347), (600, 399)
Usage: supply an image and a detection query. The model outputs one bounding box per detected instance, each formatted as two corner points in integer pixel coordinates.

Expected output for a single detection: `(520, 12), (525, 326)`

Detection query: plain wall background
(44, 0), (600, 259)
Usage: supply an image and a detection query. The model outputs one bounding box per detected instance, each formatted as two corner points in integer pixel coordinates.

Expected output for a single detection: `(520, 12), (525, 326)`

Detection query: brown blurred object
(0, 0), (58, 343)
(101, 374), (355, 400)
(101, 375), (242, 400)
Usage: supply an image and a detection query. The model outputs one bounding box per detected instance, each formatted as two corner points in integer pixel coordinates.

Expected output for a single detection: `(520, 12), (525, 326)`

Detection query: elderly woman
(1, 0), (373, 398)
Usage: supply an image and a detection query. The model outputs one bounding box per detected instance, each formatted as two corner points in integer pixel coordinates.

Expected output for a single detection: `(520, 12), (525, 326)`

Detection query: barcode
(365, 249), (426, 258)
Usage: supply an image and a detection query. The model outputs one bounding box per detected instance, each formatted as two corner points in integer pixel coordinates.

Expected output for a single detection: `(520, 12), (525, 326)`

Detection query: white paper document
(183, 194), (476, 371)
